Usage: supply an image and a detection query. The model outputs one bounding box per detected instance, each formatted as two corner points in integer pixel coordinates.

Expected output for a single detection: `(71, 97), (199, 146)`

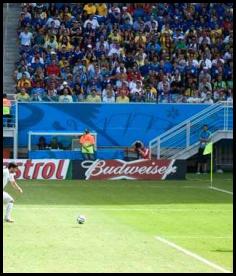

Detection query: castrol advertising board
(3, 159), (70, 180)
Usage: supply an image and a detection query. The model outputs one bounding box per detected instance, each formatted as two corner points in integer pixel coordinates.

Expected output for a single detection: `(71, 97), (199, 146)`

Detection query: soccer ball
(77, 215), (86, 224)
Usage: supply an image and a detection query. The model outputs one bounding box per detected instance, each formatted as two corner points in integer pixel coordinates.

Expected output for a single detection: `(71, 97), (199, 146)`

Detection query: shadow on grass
(212, 249), (233, 253)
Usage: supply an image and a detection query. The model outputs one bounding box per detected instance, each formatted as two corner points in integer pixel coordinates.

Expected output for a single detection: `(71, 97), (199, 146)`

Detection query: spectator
(58, 56), (70, 69)
(96, 35), (109, 52)
(14, 3), (233, 104)
(44, 35), (59, 50)
(102, 88), (115, 103)
(49, 137), (63, 149)
(116, 89), (130, 103)
(15, 66), (31, 81)
(213, 74), (227, 90)
(19, 26), (33, 47)
(158, 76), (170, 93)
(17, 73), (32, 89)
(34, 27), (46, 46)
(102, 83), (115, 102)
(130, 80), (143, 96)
(187, 90), (202, 103)
(84, 15), (99, 30)
(58, 81), (71, 94)
(131, 92), (145, 102)
(144, 84), (157, 102)
(96, 3), (108, 17)
(198, 77), (212, 93)
(159, 82), (171, 103)
(213, 88), (226, 103)
(226, 89), (233, 103)
(83, 3), (97, 15)
(58, 88), (73, 103)
(58, 38), (74, 52)
(30, 91), (43, 102)
(170, 82), (182, 103)
(61, 66), (72, 81)
(29, 56), (45, 73)
(43, 83), (59, 102)
(37, 136), (47, 150)
(86, 88), (101, 102)
(46, 74), (60, 89)
(202, 91), (214, 104)
(73, 84), (85, 102)
(175, 37), (187, 50)
(218, 90), (227, 102)
(15, 88), (30, 102)
(46, 60), (61, 76)
(30, 81), (46, 97)
(199, 66), (211, 83)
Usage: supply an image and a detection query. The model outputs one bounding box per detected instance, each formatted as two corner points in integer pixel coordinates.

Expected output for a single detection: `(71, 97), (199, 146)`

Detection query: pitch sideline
(155, 236), (231, 273)
(210, 186), (233, 195)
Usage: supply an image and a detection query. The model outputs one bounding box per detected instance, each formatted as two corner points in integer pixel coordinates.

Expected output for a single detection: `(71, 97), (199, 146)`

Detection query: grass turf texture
(3, 173), (233, 273)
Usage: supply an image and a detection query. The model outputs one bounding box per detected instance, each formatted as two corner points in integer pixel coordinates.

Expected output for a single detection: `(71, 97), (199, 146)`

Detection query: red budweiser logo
(81, 159), (177, 180)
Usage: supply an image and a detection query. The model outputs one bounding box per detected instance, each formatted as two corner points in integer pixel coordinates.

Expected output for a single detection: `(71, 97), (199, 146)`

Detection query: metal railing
(149, 102), (233, 159)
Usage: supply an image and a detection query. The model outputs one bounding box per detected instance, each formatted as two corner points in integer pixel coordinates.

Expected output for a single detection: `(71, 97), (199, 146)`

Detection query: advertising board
(72, 159), (186, 180)
(3, 159), (70, 180)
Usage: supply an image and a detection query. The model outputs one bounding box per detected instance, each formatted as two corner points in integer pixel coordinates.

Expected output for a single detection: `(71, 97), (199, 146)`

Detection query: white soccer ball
(77, 215), (86, 224)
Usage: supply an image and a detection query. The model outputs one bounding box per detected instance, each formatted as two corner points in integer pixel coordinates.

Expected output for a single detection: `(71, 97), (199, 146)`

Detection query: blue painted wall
(18, 103), (210, 147)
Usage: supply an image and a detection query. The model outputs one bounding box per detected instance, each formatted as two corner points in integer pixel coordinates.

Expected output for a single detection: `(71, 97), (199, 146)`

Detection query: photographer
(134, 141), (150, 159)
(126, 140), (150, 160)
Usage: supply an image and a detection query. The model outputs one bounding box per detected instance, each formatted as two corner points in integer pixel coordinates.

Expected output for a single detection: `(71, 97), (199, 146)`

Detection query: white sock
(5, 202), (13, 220)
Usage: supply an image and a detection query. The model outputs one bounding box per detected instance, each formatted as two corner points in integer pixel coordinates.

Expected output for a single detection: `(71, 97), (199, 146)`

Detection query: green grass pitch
(3, 173), (233, 273)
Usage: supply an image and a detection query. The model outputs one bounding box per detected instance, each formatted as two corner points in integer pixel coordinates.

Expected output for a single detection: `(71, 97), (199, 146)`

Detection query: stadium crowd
(13, 3), (233, 103)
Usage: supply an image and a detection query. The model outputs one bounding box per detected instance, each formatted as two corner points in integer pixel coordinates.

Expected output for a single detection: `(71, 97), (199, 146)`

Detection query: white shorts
(3, 191), (14, 204)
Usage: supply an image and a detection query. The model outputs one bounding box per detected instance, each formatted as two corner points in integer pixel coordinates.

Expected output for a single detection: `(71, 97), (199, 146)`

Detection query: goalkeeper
(79, 129), (95, 160)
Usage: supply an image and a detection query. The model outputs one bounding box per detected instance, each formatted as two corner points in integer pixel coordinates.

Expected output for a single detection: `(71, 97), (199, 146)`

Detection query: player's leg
(3, 191), (15, 223)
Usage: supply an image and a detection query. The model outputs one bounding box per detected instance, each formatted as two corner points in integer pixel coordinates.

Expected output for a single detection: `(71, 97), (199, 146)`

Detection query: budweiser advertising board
(3, 159), (70, 180)
(72, 159), (186, 180)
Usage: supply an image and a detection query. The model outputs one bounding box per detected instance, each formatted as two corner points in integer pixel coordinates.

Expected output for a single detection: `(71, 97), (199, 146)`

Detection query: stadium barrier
(72, 159), (186, 180)
(3, 159), (185, 180)
(17, 103), (211, 148)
